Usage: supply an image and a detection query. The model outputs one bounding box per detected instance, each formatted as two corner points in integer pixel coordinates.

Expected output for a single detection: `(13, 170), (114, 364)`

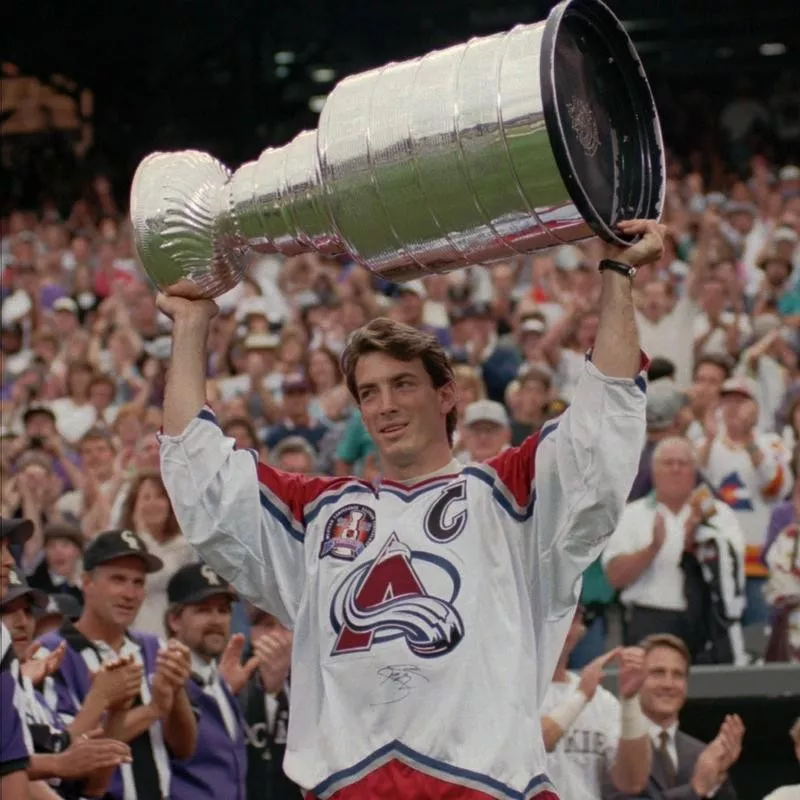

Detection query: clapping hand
(21, 641), (66, 686)
(711, 714), (745, 773)
(91, 655), (142, 712)
(151, 640), (191, 716)
(253, 630), (293, 694)
(54, 727), (132, 779)
(218, 633), (260, 695)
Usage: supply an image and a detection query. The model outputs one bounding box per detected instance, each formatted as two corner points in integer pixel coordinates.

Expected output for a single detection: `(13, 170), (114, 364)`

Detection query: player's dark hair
(341, 317), (457, 444)
(639, 633), (691, 672)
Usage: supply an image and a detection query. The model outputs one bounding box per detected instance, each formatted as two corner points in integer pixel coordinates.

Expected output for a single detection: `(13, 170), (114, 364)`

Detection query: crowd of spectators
(1, 72), (799, 799)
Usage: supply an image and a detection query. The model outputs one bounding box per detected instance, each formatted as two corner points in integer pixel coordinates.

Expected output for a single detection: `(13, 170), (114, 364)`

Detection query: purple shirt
(0, 627), (31, 775)
(39, 622), (165, 800)
(170, 675), (247, 800)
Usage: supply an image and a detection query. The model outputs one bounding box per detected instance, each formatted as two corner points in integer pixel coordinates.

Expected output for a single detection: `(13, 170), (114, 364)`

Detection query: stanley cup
(130, 0), (664, 298)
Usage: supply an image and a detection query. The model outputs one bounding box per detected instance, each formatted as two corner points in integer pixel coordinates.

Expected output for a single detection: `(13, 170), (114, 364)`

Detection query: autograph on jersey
(371, 665), (431, 706)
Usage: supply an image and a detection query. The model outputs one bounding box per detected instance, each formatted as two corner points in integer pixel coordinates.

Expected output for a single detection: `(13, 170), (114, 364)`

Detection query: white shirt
(699, 434), (792, 560)
(541, 672), (620, 800)
(762, 786), (800, 800)
(50, 397), (98, 444)
(134, 532), (198, 637)
(190, 652), (238, 740)
(735, 355), (787, 435)
(602, 497), (691, 611)
(636, 295), (699, 389)
(217, 373), (283, 403)
(692, 311), (751, 359)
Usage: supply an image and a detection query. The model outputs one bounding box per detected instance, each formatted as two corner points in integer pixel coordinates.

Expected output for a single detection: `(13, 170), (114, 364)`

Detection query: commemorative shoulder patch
(319, 504), (376, 561)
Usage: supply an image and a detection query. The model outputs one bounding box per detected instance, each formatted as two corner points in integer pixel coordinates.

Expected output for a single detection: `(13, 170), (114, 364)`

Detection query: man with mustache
(37, 529), (197, 799)
(165, 562), (250, 800)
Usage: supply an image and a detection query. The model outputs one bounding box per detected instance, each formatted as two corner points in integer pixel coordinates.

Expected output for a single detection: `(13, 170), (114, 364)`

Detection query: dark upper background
(1, 0), (798, 210)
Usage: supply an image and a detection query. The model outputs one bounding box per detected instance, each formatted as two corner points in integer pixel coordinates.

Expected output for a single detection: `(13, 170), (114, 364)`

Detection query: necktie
(657, 730), (677, 787)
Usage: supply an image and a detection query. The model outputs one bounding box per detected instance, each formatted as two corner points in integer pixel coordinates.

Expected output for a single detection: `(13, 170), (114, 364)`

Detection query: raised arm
(530, 222), (664, 603)
(157, 296), (218, 436)
(156, 294), (339, 621)
(592, 219), (666, 378)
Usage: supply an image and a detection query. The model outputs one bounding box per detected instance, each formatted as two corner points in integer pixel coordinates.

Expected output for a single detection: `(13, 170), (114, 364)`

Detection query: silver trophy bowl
(130, 0), (664, 297)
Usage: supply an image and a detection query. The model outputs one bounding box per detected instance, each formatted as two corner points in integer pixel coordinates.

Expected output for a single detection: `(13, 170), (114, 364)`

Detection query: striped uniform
(160, 356), (648, 800)
(0, 622), (33, 778)
(38, 622), (170, 799)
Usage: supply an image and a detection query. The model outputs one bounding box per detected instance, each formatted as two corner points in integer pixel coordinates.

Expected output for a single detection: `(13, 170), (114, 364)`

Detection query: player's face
(355, 353), (454, 471)
(640, 646), (688, 724)
(170, 595), (232, 660)
(83, 557), (147, 630)
(1, 596), (36, 659)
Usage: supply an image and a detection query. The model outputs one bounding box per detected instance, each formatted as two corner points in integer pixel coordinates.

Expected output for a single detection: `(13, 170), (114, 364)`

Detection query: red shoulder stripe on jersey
(255, 463), (358, 531)
(485, 430), (542, 508)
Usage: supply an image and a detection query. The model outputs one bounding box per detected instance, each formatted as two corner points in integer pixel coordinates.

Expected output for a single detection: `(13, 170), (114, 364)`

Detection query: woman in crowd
(119, 470), (195, 636)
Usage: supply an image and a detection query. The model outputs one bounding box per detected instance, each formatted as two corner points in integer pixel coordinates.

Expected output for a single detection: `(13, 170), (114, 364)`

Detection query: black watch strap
(599, 258), (637, 279)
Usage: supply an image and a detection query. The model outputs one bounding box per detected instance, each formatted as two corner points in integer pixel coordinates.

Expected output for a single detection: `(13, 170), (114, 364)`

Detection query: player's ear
(438, 380), (457, 416)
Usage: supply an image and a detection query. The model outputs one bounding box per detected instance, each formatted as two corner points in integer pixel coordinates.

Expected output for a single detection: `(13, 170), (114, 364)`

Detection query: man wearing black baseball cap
(34, 594), (83, 639)
(165, 562), (248, 800)
(0, 517), (34, 795)
(2, 563), (135, 799)
(37, 529), (197, 800)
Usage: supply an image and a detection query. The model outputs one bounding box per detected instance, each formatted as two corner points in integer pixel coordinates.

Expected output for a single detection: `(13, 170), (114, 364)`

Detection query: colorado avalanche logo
(320, 504), (376, 561)
(329, 533), (464, 658)
(717, 473), (753, 512)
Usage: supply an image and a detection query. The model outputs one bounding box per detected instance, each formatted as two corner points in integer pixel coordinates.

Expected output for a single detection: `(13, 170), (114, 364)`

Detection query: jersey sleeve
(490, 355), (647, 623)
(159, 406), (344, 625)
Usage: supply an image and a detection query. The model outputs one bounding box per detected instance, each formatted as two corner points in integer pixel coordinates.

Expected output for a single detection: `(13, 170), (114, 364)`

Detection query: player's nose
(376, 386), (400, 414)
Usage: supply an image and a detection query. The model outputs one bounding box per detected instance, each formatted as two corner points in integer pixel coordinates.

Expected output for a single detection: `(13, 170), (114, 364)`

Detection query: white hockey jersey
(159, 357), (647, 800)
(541, 673), (620, 800)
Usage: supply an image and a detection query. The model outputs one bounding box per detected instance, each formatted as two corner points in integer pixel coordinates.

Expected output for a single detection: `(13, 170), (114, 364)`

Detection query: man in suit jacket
(602, 633), (744, 799)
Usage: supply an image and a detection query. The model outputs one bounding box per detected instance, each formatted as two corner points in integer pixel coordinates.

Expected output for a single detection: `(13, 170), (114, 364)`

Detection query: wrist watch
(599, 258), (638, 280)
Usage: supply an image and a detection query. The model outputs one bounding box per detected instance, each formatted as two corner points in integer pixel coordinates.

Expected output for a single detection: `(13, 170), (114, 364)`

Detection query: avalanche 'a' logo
(329, 533), (464, 658)
(717, 473), (753, 511)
